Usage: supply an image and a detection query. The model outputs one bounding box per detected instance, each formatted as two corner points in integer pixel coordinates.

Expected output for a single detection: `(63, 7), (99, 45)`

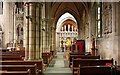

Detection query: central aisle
(43, 51), (72, 75)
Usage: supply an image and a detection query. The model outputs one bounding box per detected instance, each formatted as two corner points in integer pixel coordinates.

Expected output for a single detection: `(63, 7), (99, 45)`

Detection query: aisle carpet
(43, 51), (72, 75)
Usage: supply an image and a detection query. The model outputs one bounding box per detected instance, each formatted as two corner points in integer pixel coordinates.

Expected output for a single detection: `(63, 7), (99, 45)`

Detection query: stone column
(68, 24), (70, 32)
(49, 26), (52, 51)
(72, 26), (73, 31)
(47, 22), (51, 52)
(4, 2), (10, 48)
(24, 3), (29, 60)
(59, 32), (61, 48)
(64, 26), (66, 31)
(45, 19), (50, 52)
(46, 22), (48, 52)
(64, 37), (66, 51)
(13, 5), (16, 49)
(42, 20), (46, 52)
(41, 3), (46, 53)
(28, 3), (35, 60)
(51, 27), (55, 51)
(39, 3), (42, 58)
(35, 3), (40, 59)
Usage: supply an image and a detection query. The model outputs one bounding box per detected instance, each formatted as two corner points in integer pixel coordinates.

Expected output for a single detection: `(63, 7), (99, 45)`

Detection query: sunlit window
(96, 3), (102, 38)
(0, 2), (3, 14)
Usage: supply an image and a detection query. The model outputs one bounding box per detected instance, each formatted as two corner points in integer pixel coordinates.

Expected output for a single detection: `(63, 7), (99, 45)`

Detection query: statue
(91, 36), (95, 56)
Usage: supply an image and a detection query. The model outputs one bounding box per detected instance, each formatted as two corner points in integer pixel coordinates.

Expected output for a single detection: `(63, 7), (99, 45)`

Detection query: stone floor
(43, 51), (72, 75)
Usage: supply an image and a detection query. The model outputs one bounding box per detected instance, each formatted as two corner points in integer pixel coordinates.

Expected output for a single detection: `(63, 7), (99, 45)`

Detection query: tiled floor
(43, 51), (72, 75)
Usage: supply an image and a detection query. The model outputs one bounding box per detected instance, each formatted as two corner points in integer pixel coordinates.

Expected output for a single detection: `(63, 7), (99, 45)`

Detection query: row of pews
(0, 60), (42, 75)
(0, 49), (56, 75)
(69, 52), (120, 75)
(0, 50), (25, 60)
(42, 50), (56, 66)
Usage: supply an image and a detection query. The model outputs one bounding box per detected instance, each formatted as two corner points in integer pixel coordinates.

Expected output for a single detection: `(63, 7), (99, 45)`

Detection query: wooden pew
(1, 50), (25, 56)
(0, 49), (9, 52)
(1, 55), (22, 60)
(0, 69), (31, 75)
(72, 58), (113, 66)
(0, 64), (37, 75)
(1, 60), (42, 75)
(0, 50), (25, 60)
(69, 55), (100, 67)
(50, 50), (56, 58)
(42, 52), (51, 66)
(116, 66), (120, 75)
(78, 66), (112, 75)
(50, 51), (54, 60)
(72, 59), (113, 75)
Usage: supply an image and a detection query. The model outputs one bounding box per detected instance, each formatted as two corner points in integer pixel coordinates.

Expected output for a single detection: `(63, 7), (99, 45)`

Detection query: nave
(43, 51), (72, 75)
(0, 1), (120, 75)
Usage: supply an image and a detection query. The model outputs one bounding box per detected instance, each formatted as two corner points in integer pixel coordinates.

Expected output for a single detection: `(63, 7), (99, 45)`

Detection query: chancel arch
(56, 12), (78, 52)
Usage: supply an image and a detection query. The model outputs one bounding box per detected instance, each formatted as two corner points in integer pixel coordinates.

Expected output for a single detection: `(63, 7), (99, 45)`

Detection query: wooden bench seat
(79, 66), (112, 75)
(42, 52), (51, 66)
(72, 59), (113, 75)
(116, 66), (120, 75)
(69, 55), (100, 67)
(1, 60), (42, 75)
(72, 59), (113, 67)
(1, 55), (22, 60)
(0, 50), (25, 60)
(0, 69), (30, 75)
(50, 50), (56, 57)
(0, 64), (37, 75)
(0, 50), (25, 57)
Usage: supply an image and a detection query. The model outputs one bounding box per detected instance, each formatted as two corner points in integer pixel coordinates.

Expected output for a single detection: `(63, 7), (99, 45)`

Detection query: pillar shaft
(28, 3), (35, 60)
(24, 2), (42, 60)
(24, 3), (29, 60)
(36, 3), (40, 59)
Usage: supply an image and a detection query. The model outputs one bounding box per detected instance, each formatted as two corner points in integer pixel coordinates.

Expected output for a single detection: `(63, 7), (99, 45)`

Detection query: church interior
(0, 1), (120, 75)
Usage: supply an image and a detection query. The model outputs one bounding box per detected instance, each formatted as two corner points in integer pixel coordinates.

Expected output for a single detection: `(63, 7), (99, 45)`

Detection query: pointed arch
(56, 12), (77, 32)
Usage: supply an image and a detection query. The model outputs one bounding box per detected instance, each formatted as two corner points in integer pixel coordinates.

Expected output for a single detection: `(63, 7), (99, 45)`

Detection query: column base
(27, 58), (42, 60)
(28, 58), (35, 60)
(24, 57), (28, 61)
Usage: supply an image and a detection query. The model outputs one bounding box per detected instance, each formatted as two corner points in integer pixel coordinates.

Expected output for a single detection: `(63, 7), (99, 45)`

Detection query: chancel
(0, 0), (120, 75)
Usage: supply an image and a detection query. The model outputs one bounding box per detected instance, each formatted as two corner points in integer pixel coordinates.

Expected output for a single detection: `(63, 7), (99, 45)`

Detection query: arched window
(96, 2), (102, 38)
(0, 2), (3, 14)
(21, 27), (23, 35)
(17, 26), (20, 36)
(0, 25), (2, 31)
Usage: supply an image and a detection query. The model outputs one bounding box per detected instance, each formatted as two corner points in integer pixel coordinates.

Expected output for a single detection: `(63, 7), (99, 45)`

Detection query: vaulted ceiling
(47, 2), (90, 29)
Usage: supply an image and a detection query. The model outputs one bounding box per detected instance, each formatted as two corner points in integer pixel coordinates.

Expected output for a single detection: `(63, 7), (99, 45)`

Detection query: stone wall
(96, 2), (120, 65)
(0, 2), (14, 48)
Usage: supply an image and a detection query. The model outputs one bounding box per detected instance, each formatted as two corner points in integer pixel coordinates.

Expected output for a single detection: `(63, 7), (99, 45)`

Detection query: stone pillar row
(24, 2), (41, 60)
(51, 27), (56, 51)
(41, 3), (46, 53)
